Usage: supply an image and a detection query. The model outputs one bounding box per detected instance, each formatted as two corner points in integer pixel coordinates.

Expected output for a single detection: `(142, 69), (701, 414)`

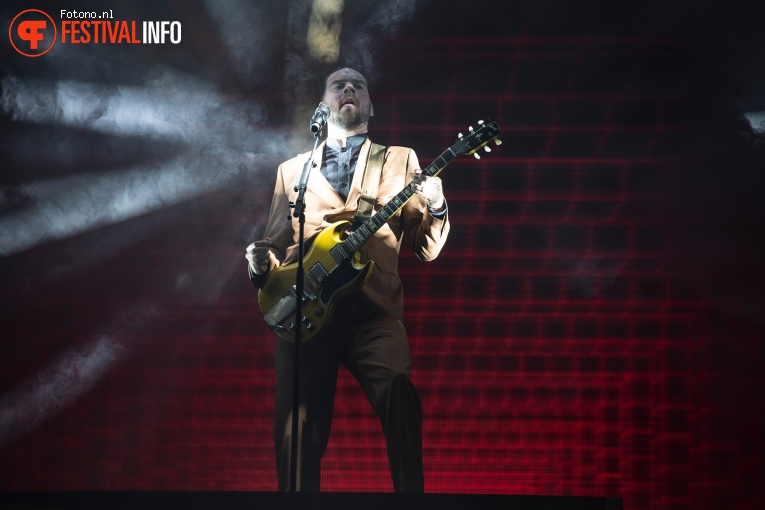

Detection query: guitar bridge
(263, 285), (316, 330)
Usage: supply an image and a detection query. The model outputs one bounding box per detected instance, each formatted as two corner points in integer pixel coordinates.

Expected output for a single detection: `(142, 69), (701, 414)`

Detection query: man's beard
(329, 104), (370, 130)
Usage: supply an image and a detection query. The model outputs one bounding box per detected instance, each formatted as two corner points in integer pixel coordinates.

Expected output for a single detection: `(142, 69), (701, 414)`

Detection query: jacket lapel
(295, 137), (374, 212)
(301, 141), (346, 210)
(346, 138), (372, 210)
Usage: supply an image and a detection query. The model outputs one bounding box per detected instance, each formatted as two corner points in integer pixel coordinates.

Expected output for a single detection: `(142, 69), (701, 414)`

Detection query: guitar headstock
(452, 119), (501, 159)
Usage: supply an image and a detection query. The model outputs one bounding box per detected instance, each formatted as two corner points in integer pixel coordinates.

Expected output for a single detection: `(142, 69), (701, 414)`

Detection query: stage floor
(0, 492), (623, 510)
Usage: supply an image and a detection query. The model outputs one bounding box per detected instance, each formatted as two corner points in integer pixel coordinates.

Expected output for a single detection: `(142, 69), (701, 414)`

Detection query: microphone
(309, 103), (331, 133)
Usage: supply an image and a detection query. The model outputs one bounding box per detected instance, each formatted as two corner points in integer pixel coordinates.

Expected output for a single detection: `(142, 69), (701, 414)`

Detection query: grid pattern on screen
(312, 34), (762, 508)
(1, 25), (763, 510)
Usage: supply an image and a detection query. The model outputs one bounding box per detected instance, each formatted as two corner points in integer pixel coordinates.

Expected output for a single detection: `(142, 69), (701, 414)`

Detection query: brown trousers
(273, 316), (424, 492)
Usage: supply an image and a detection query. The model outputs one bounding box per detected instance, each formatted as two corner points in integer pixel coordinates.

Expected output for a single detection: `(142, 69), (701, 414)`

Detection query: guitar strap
(353, 142), (387, 229)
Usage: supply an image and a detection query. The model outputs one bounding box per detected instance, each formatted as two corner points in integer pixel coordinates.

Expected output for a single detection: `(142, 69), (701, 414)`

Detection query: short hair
(320, 66), (368, 100)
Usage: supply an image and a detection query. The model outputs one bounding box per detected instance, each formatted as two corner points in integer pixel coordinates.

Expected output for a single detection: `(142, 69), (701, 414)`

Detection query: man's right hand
(246, 240), (272, 275)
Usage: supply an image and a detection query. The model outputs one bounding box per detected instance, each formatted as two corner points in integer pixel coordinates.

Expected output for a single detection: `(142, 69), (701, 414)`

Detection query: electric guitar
(258, 120), (501, 342)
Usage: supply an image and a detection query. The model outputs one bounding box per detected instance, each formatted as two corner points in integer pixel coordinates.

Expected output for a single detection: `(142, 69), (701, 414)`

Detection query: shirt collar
(326, 133), (367, 150)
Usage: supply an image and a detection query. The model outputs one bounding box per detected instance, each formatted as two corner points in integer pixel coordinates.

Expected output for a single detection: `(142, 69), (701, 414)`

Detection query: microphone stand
(287, 125), (323, 492)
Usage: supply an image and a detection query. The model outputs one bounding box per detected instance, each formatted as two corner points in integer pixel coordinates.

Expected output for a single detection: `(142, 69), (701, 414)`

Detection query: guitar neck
(330, 146), (458, 263)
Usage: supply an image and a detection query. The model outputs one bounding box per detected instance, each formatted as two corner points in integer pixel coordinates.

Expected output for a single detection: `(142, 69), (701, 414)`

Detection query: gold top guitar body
(258, 220), (373, 343)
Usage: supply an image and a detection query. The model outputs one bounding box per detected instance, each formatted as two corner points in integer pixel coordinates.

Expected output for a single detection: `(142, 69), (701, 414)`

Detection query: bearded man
(246, 67), (449, 492)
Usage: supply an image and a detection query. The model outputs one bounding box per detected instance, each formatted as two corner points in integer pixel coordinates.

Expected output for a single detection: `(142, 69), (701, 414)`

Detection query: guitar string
(306, 131), (494, 285)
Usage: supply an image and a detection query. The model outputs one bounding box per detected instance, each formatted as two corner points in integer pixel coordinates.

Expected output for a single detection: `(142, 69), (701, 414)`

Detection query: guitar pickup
(309, 263), (329, 284)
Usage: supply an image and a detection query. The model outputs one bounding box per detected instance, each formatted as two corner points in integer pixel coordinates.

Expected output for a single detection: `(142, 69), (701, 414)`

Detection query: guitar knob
(474, 153), (481, 160)
(484, 146), (492, 152)
(495, 139), (503, 146)
(478, 120), (484, 124)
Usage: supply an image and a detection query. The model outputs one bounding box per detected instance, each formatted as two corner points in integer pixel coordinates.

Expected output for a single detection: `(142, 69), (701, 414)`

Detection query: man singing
(246, 67), (449, 492)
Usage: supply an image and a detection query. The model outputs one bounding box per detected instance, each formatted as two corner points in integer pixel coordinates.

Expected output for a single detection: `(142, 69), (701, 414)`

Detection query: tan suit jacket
(251, 137), (450, 322)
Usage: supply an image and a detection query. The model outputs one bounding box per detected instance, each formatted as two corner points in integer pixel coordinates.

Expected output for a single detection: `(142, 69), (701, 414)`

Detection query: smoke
(0, 152), (255, 256)
(281, 0), (419, 147)
(743, 111), (765, 136)
(0, 0), (424, 446)
(0, 2), (300, 448)
(341, 0), (417, 80)
(202, 0), (280, 84)
(284, 0), (419, 95)
(0, 69), (291, 256)
(364, 0), (418, 36)
(175, 219), (266, 304)
(566, 257), (625, 298)
(41, 210), (173, 282)
(0, 336), (124, 446)
(1, 71), (271, 148)
(0, 303), (164, 446)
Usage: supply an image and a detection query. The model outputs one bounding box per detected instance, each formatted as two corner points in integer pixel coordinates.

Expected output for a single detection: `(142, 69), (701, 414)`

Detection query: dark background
(1, 1), (764, 509)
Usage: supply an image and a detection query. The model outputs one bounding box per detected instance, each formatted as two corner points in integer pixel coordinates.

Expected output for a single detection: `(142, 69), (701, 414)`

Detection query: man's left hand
(413, 168), (445, 211)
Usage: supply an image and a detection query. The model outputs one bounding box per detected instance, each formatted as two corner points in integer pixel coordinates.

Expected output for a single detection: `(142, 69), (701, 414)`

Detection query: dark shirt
(321, 134), (367, 201)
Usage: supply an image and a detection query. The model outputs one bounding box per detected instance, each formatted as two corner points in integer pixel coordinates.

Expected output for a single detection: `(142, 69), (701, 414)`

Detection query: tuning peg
(473, 153), (481, 160)
(478, 120), (484, 124)
(495, 139), (503, 146)
(458, 132), (463, 139)
(469, 126), (474, 132)
(484, 146), (492, 152)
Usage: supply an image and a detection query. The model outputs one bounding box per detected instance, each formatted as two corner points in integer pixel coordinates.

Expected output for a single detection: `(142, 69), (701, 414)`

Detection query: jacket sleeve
(400, 149), (450, 261)
(249, 163), (295, 288)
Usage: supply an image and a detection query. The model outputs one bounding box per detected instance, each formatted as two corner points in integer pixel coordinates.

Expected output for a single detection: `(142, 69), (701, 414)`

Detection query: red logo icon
(9, 9), (57, 57)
